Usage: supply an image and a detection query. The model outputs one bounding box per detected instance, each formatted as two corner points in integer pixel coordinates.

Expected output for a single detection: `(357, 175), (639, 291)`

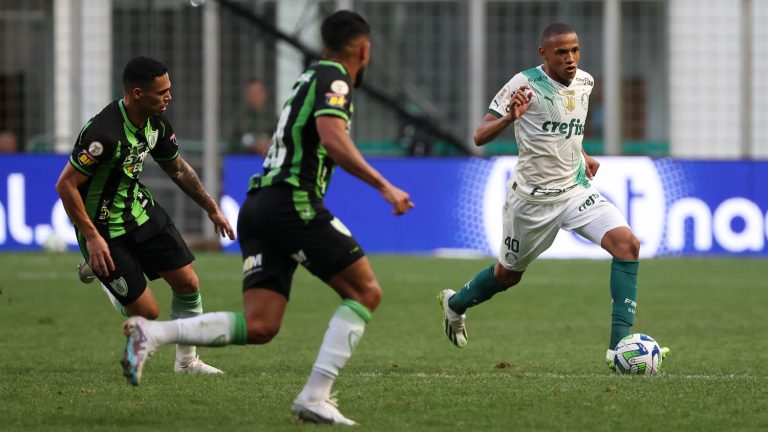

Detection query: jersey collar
(119, 99), (144, 133)
(318, 60), (349, 76)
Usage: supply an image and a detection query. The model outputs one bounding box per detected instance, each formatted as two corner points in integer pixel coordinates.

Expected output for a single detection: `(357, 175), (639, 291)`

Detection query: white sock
(147, 312), (242, 347)
(100, 283), (127, 316)
(298, 303), (368, 402)
(171, 292), (204, 362)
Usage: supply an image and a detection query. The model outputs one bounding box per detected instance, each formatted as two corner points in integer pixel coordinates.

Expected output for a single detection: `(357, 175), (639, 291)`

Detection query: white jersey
(489, 65), (595, 202)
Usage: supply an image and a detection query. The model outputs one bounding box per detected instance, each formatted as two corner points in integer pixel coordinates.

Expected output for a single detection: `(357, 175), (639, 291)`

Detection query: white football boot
(174, 356), (223, 375)
(121, 316), (158, 386)
(292, 396), (358, 426)
(438, 289), (468, 348)
(77, 261), (96, 284)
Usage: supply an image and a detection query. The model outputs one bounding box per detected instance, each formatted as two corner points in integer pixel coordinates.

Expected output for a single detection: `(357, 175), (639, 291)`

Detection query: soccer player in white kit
(437, 23), (668, 368)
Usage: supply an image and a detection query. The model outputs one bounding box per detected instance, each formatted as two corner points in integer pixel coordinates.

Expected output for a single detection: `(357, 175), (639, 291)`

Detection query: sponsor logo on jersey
(541, 118), (584, 139)
(578, 193), (602, 211)
(77, 151), (97, 167)
(561, 89), (576, 112)
(109, 276), (129, 297)
(88, 141), (104, 156)
(325, 93), (347, 109)
(123, 145), (149, 176)
(581, 93), (589, 110)
(330, 80), (349, 95)
(243, 254), (262, 276)
(574, 76), (594, 86)
(98, 199), (111, 221)
(290, 249), (308, 264)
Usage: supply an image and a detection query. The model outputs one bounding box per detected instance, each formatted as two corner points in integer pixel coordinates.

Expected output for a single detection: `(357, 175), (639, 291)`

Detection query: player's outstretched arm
(317, 116), (414, 216)
(55, 164), (115, 276)
(157, 156), (235, 239)
(474, 86), (532, 147)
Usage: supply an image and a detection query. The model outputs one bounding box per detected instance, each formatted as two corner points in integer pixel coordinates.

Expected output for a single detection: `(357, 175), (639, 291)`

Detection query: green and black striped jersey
(68, 100), (179, 238)
(251, 60), (354, 199)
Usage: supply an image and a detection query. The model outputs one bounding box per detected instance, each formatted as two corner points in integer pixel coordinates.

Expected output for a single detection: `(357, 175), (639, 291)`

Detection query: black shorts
(78, 205), (195, 306)
(237, 185), (365, 300)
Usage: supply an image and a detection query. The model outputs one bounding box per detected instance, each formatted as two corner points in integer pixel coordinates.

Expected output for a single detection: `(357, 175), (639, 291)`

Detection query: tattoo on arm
(159, 157), (216, 213)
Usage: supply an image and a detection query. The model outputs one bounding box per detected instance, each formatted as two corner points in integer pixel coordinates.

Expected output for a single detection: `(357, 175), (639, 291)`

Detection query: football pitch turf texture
(1, 252), (766, 431)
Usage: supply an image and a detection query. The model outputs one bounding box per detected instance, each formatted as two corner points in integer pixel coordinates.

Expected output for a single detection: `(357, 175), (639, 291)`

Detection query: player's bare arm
(317, 116), (414, 215)
(55, 164), (115, 276)
(157, 156), (235, 239)
(582, 149), (600, 179)
(474, 86), (532, 146)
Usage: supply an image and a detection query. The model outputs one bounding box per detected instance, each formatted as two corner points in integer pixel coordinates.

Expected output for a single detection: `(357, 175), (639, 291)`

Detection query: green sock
(448, 264), (508, 314)
(230, 312), (248, 345)
(609, 258), (638, 349)
(171, 291), (204, 319)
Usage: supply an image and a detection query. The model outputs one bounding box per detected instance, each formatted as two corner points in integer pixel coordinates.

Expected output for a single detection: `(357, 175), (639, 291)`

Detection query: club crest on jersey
(147, 130), (159, 150)
(560, 90), (576, 112)
(109, 277), (129, 297)
(325, 93), (347, 109)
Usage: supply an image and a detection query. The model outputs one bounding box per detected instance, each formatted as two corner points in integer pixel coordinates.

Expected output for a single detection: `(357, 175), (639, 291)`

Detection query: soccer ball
(613, 333), (662, 375)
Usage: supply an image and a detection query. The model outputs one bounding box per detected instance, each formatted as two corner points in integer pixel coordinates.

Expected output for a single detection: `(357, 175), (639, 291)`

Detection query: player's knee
(628, 235), (641, 259)
(615, 233), (640, 260)
(132, 304), (159, 320)
(171, 273), (200, 294)
(246, 320), (280, 344)
(493, 264), (523, 288)
(363, 281), (382, 310)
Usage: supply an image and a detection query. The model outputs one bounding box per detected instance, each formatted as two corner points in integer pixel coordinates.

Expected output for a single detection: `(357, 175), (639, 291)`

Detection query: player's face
(138, 73), (172, 116)
(539, 33), (580, 84)
(354, 37), (371, 88)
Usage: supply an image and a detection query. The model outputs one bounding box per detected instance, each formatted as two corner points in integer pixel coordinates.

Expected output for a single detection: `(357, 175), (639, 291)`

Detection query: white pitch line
(355, 371), (764, 380)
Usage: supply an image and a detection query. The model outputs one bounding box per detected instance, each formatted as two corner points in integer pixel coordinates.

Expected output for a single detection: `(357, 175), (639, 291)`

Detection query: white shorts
(498, 185), (629, 271)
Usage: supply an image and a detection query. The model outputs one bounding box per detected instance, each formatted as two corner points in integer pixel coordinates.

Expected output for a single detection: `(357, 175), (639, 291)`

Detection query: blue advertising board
(1, 154), (767, 257)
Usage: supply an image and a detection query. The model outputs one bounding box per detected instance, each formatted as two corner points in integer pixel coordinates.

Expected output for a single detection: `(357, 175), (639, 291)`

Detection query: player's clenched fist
(381, 184), (415, 216)
(507, 85), (533, 121)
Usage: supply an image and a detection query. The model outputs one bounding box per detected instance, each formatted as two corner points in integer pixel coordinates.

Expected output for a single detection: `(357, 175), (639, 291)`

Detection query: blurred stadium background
(0, 0), (765, 254)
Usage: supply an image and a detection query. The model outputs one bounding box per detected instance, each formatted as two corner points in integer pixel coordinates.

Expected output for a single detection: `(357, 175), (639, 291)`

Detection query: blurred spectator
(228, 79), (277, 156)
(0, 130), (19, 153)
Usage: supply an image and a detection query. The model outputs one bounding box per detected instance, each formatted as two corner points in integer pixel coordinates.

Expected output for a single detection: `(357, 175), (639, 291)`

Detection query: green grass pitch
(1, 252), (767, 431)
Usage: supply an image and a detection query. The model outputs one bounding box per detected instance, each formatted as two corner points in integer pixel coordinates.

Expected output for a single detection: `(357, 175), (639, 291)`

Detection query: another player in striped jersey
(56, 56), (235, 375)
(119, 11), (413, 425)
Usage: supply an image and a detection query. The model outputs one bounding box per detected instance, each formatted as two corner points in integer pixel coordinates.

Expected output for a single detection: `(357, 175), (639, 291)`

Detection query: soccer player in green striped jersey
(119, 11), (414, 425)
(437, 23), (668, 368)
(56, 57), (235, 375)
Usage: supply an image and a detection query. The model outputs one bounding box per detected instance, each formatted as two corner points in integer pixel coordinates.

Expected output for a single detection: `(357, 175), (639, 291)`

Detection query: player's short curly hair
(321, 10), (370, 53)
(123, 57), (168, 89)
